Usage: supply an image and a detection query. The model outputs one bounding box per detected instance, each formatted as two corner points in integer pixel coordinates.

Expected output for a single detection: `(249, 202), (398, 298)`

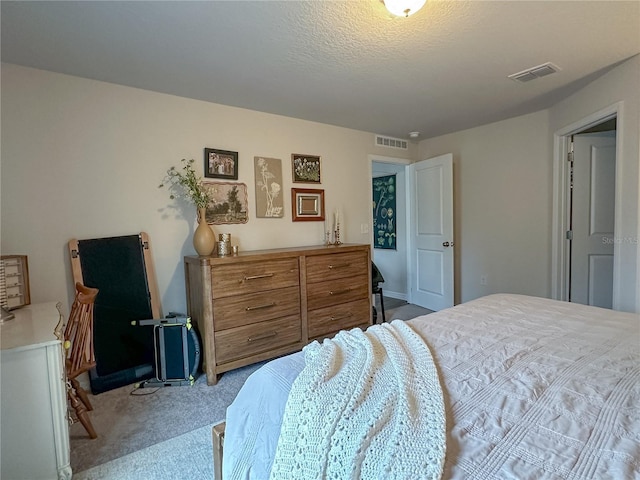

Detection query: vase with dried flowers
(159, 158), (216, 256)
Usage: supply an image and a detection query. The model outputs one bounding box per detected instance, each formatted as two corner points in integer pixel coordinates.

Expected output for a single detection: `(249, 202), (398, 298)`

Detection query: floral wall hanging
(254, 156), (284, 218)
(373, 174), (396, 250)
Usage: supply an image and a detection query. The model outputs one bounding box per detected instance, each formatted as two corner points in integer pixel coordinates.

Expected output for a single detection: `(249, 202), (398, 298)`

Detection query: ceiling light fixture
(409, 131), (420, 139)
(383, 0), (426, 17)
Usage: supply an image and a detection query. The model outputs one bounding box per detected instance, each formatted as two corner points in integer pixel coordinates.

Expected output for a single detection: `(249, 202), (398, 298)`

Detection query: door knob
(443, 242), (450, 247)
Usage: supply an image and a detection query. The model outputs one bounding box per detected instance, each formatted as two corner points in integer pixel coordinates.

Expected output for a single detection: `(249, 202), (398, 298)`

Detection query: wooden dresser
(184, 244), (371, 385)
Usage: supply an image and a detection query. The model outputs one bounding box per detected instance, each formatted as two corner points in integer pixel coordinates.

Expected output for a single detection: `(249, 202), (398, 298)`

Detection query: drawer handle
(247, 331), (278, 343)
(242, 273), (274, 282)
(330, 313), (353, 322)
(328, 263), (350, 270)
(245, 302), (276, 311)
(329, 288), (352, 296)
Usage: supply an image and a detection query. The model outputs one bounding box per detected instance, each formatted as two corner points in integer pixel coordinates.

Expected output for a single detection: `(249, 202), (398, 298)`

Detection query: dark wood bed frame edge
(213, 422), (225, 480)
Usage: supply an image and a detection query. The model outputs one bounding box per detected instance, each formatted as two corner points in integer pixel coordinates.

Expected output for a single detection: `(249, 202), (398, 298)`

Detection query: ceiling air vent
(508, 62), (561, 83)
(375, 135), (408, 150)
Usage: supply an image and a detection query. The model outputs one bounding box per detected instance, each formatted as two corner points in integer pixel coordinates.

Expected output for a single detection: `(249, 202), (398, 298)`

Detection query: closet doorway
(569, 123), (616, 308)
(553, 109), (619, 309)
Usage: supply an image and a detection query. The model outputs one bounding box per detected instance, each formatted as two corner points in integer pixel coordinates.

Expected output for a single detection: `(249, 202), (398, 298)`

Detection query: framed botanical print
(373, 174), (396, 249)
(291, 154), (321, 183)
(254, 156), (284, 218)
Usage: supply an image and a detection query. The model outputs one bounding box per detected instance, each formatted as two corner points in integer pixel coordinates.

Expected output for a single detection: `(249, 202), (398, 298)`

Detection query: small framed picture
(291, 188), (325, 222)
(205, 148), (238, 180)
(291, 154), (321, 183)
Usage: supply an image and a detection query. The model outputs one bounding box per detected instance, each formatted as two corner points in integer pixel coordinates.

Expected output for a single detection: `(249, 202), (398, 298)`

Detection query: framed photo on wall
(291, 154), (321, 183)
(291, 188), (325, 222)
(205, 148), (238, 180)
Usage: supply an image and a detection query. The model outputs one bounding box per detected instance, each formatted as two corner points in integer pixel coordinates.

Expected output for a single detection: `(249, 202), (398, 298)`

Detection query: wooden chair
(372, 262), (386, 323)
(64, 282), (99, 439)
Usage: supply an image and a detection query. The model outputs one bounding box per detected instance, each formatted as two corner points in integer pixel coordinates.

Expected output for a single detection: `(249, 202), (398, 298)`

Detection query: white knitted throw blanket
(269, 320), (446, 480)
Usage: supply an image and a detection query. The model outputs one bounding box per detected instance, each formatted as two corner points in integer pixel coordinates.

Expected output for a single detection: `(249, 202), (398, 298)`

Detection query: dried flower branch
(159, 158), (211, 209)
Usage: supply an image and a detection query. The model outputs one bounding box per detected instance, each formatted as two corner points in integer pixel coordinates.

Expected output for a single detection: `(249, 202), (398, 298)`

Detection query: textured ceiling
(2, 1), (639, 140)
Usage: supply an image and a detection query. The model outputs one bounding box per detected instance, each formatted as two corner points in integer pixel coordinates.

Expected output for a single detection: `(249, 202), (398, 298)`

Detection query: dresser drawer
(213, 286), (300, 331)
(306, 251), (368, 284)
(214, 315), (301, 364)
(306, 273), (369, 311)
(308, 298), (371, 339)
(211, 258), (299, 299)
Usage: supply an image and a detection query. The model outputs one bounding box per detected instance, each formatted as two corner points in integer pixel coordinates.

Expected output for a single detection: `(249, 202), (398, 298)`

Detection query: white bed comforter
(223, 294), (640, 480)
(427, 294), (639, 479)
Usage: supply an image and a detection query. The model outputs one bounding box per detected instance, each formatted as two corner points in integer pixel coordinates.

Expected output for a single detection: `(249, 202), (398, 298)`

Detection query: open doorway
(370, 155), (435, 321)
(369, 152), (454, 315)
(371, 159), (409, 302)
(553, 111), (619, 308)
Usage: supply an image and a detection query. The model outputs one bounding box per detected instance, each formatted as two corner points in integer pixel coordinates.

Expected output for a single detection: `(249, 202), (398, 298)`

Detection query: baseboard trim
(381, 290), (407, 301)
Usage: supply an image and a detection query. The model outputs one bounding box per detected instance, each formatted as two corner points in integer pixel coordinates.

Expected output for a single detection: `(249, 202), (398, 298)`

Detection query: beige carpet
(71, 297), (431, 475)
(70, 361), (263, 474)
(73, 422), (216, 480)
(378, 296), (433, 322)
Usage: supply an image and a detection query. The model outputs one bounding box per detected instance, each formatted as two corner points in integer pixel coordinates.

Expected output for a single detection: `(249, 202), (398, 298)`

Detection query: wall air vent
(375, 135), (408, 150)
(508, 62), (561, 83)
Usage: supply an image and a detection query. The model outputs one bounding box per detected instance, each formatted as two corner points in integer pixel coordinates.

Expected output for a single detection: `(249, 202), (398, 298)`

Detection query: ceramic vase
(193, 207), (215, 256)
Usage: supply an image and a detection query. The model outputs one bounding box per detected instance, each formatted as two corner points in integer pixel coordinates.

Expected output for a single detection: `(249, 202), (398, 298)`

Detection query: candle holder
(325, 224), (342, 246)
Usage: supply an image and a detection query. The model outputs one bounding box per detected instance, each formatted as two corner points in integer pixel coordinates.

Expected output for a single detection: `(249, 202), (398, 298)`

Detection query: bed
(217, 294), (640, 479)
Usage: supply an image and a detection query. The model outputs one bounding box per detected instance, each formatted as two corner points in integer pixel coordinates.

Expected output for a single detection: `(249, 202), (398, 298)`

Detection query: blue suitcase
(135, 315), (201, 387)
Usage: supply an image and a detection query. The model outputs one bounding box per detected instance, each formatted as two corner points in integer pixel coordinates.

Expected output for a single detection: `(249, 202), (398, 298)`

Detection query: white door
(570, 132), (615, 308)
(407, 154), (454, 311)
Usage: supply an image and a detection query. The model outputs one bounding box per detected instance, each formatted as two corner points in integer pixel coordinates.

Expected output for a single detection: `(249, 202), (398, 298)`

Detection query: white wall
(548, 55), (639, 313)
(371, 161), (408, 300)
(418, 56), (639, 311)
(0, 64), (415, 314)
(419, 110), (552, 304)
(4, 58), (637, 315)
